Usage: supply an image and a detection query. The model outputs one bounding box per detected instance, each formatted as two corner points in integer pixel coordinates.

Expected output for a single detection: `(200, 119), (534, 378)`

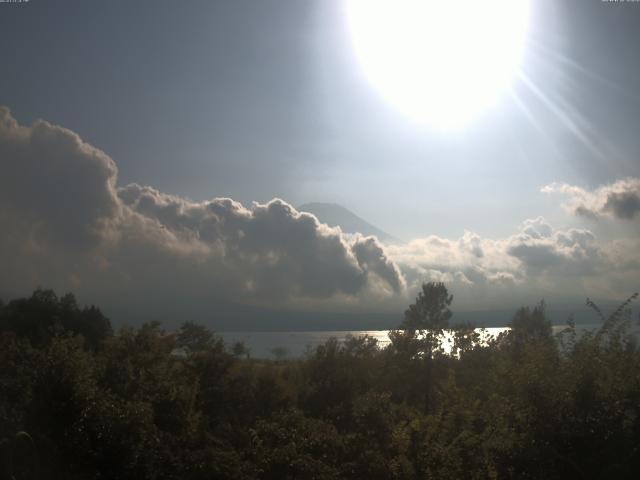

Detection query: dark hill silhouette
(298, 202), (397, 243)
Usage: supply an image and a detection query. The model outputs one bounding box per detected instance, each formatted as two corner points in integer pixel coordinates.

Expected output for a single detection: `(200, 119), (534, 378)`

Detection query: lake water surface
(219, 324), (610, 358)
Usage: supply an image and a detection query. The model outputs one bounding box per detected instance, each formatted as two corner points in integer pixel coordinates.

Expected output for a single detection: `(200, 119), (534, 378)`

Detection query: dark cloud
(0, 107), (404, 314)
(0, 106), (121, 249)
(507, 243), (564, 270)
(351, 236), (405, 294)
(574, 205), (599, 221)
(119, 184), (405, 300)
(603, 191), (640, 220)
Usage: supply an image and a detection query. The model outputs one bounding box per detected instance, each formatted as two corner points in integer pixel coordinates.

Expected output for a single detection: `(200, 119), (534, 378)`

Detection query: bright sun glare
(346, 0), (531, 129)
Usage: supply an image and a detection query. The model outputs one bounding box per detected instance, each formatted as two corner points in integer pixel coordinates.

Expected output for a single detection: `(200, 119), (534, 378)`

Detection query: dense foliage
(1, 285), (639, 479)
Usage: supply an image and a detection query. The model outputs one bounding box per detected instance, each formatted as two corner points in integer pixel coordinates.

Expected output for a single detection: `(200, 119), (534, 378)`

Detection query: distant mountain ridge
(298, 202), (396, 243)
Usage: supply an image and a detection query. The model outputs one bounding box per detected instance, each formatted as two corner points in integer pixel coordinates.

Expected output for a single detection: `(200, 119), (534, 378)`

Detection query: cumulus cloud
(0, 107), (404, 316)
(1, 107), (637, 320)
(385, 216), (632, 308)
(386, 231), (522, 311)
(542, 178), (640, 221)
(506, 217), (601, 275)
(118, 184), (405, 300)
(386, 230), (519, 288)
(0, 106), (121, 249)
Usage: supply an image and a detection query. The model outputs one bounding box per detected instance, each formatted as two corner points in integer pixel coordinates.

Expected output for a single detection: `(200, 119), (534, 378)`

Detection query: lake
(219, 324), (613, 358)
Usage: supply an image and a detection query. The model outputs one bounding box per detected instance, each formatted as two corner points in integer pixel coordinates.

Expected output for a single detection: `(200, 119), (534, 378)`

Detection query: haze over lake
(219, 323), (625, 358)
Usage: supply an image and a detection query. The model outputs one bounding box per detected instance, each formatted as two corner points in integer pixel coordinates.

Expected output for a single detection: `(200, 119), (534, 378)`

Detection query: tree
(231, 340), (250, 359)
(176, 321), (215, 354)
(508, 301), (552, 345)
(386, 283), (454, 412)
(388, 282), (454, 359)
(401, 282), (453, 334)
(0, 289), (112, 350)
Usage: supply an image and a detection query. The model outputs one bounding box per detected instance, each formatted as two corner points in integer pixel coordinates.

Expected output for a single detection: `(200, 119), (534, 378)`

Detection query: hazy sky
(1, 0), (639, 324)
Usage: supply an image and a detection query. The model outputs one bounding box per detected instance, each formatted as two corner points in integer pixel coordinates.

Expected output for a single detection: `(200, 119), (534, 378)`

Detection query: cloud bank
(0, 107), (637, 323)
(0, 107), (404, 318)
(385, 215), (637, 309)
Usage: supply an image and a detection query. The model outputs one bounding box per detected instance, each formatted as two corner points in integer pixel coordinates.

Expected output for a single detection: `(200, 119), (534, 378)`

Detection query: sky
(1, 0), (639, 327)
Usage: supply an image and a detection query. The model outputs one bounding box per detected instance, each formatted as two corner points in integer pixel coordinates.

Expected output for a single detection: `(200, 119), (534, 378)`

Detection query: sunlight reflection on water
(220, 324), (617, 359)
(219, 327), (510, 359)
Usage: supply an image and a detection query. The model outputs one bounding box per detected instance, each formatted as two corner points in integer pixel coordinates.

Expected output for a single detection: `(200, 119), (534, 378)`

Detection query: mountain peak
(298, 202), (396, 243)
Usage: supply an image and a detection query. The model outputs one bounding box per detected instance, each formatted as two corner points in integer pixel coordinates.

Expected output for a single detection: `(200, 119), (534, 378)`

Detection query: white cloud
(387, 216), (636, 308)
(506, 218), (602, 276)
(542, 178), (640, 221)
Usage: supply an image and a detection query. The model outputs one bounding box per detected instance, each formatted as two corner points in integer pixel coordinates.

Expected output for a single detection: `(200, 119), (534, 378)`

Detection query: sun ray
(517, 71), (607, 162)
(530, 39), (640, 104)
(508, 86), (564, 161)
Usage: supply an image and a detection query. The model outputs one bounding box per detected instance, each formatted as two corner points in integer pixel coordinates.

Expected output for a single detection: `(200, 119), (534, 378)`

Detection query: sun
(346, 0), (530, 129)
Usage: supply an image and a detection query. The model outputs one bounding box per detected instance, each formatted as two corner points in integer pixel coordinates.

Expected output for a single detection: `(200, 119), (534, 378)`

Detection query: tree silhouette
(176, 321), (215, 353)
(0, 288), (111, 350)
(509, 301), (552, 341)
(402, 282), (453, 333)
(1, 287), (639, 478)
